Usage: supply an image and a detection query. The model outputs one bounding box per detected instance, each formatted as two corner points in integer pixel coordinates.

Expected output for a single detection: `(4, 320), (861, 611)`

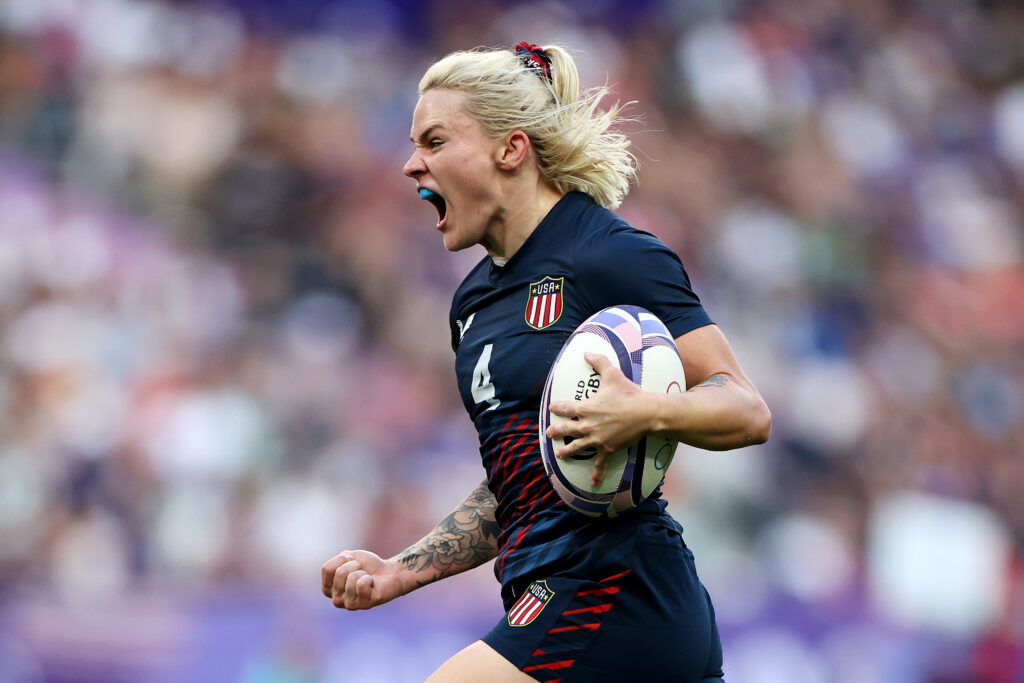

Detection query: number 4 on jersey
(472, 343), (500, 412)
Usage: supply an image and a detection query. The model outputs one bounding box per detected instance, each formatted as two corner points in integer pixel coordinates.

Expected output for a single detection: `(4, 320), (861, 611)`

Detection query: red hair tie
(514, 42), (552, 82)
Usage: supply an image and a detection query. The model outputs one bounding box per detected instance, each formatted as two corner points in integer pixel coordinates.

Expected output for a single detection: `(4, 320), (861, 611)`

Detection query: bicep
(674, 324), (761, 396)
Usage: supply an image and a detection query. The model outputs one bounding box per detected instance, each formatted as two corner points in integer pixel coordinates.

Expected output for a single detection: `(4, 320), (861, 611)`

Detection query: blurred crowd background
(0, 0), (1022, 681)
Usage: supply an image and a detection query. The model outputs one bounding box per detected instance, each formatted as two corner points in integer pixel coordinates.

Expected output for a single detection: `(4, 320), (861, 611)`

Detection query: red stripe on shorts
(523, 659), (575, 672)
(599, 569), (631, 583)
(548, 622), (601, 634)
(576, 585), (621, 597)
(561, 603), (612, 616)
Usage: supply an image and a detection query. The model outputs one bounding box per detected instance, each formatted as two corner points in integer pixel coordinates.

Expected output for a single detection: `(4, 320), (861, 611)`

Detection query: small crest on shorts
(525, 276), (564, 330)
(508, 580), (555, 627)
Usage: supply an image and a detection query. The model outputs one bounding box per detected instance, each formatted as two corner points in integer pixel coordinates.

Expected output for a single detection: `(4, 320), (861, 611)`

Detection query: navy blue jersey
(449, 191), (713, 588)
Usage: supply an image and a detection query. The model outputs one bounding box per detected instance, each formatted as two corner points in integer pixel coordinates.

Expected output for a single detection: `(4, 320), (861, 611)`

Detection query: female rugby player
(322, 43), (770, 682)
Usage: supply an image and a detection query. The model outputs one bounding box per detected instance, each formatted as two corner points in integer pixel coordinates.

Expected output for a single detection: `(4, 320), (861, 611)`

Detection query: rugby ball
(539, 305), (686, 517)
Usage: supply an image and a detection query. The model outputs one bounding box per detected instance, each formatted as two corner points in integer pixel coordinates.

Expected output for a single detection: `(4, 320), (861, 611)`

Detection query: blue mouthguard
(419, 188), (440, 201)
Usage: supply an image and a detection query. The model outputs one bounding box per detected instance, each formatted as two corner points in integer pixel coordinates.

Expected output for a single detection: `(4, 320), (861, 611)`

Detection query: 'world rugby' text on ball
(539, 305), (686, 517)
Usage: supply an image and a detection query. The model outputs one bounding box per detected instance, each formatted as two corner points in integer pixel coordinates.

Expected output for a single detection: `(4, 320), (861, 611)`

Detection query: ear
(496, 130), (531, 171)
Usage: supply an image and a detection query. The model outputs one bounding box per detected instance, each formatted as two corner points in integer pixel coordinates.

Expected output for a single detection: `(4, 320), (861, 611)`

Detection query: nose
(403, 149), (425, 179)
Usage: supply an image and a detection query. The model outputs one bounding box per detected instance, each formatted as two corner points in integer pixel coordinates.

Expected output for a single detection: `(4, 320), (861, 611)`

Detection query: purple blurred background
(0, 0), (1022, 681)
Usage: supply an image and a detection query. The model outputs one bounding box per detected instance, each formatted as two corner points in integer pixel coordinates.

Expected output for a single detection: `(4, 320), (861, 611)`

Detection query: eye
(429, 138), (443, 149)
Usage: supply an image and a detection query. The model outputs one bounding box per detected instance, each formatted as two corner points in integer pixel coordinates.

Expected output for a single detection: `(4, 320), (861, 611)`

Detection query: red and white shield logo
(525, 276), (564, 330)
(508, 580), (555, 627)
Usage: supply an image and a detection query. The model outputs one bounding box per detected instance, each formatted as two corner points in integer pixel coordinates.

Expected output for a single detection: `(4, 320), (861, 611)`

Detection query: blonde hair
(418, 45), (637, 210)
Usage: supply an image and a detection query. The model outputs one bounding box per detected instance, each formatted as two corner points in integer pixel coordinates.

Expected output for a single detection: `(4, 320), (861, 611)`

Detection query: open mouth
(418, 188), (447, 226)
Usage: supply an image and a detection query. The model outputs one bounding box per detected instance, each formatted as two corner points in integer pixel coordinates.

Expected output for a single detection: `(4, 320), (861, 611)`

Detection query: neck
(482, 182), (565, 261)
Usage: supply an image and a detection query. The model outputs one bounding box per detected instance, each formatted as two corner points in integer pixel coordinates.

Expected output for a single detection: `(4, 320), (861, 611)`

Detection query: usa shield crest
(525, 276), (564, 330)
(508, 580), (555, 627)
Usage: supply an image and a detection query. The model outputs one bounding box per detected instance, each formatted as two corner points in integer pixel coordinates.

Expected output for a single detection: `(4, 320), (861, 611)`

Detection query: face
(403, 89), (504, 252)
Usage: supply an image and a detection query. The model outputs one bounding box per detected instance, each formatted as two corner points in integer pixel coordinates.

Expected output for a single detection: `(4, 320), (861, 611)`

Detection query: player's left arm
(547, 323), (770, 478)
(657, 323), (771, 449)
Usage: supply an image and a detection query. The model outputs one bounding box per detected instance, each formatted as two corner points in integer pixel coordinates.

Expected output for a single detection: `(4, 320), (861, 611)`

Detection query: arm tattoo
(693, 373), (730, 390)
(395, 480), (500, 587)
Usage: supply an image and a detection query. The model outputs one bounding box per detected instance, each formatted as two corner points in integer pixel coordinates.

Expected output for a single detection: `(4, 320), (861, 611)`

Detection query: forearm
(388, 479), (500, 595)
(649, 373), (771, 450)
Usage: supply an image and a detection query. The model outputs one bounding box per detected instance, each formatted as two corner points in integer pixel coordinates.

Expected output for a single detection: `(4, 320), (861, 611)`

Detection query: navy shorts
(482, 520), (724, 682)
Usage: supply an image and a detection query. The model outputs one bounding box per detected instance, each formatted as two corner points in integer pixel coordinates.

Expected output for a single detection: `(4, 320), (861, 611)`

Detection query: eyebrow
(410, 124), (445, 144)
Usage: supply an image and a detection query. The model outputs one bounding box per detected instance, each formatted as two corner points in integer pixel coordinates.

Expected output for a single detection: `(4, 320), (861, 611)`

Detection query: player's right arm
(321, 479), (500, 610)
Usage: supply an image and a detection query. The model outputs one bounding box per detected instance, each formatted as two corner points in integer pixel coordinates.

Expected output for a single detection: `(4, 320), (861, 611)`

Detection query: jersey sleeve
(576, 223), (713, 339)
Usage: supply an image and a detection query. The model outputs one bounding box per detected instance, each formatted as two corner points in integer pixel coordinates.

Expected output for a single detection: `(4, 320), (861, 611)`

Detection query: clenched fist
(321, 549), (406, 610)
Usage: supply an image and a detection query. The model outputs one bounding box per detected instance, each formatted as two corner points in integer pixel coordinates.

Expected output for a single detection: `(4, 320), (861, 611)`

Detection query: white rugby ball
(539, 305), (686, 517)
